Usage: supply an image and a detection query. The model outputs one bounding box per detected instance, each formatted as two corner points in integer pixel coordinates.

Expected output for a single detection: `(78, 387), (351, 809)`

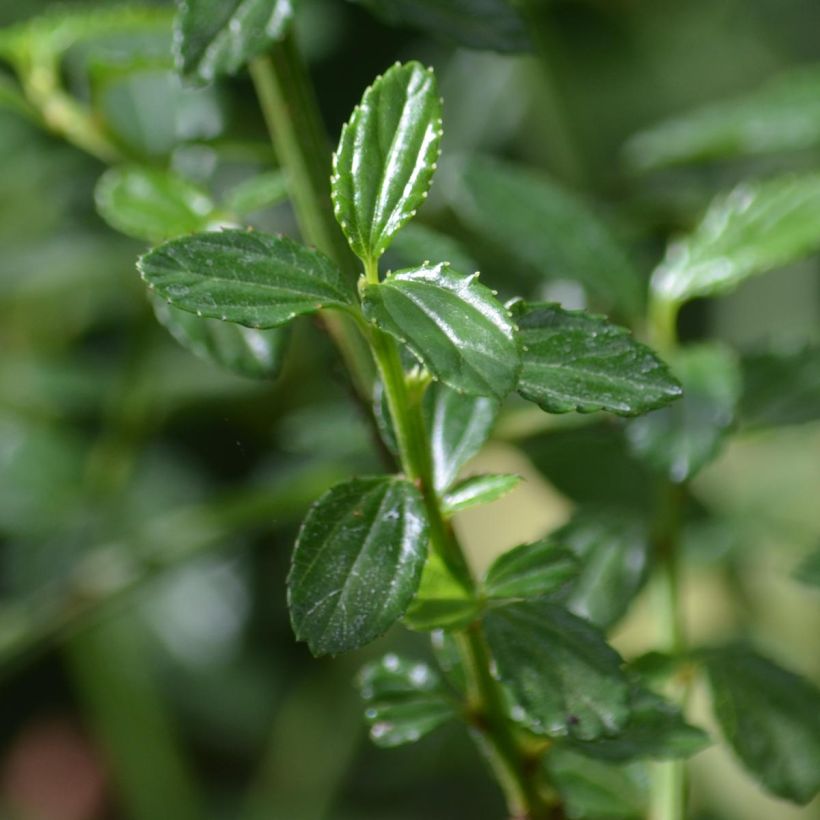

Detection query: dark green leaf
(95, 166), (218, 243)
(545, 749), (648, 819)
(566, 686), (709, 762)
(431, 629), (467, 693)
(485, 600), (629, 740)
(627, 344), (741, 483)
(793, 549), (820, 588)
(350, 0), (530, 53)
(740, 344), (820, 429)
(139, 230), (356, 329)
(151, 296), (289, 379)
(357, 653), (457, 747)
(552, 508), (652, 630)
(362, 264), (520, 399)
(174, 0), (294, 84)
(287, 476), (429, 656)
(625, 67), (820, 171)
(441, 473), (521, 515)
(332, 61), (442, 263)
(703, 645), (820, 804)
(651, 174), (820, 306)
(222, 170), (288, 216)
(514, 302), (681, 417)
(447, 156), (643, 318)
(483, 538), (578, 600)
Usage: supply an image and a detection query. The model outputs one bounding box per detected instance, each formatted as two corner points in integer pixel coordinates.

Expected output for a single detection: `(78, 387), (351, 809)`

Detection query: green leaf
(95, 166), (219, 243)
(627, 344), (741, 483)
(387, 222), (478, 275)
(403, 550), (480, 632)
(362, 264), (520, 399)
(332, 61), (442, 263)
(739, 344), (820, 429)
(482, 538), (578, 600)
(485, 600), (629, 740)
(441, 473), (521, 515)
(357, 653), (457, 747)
(552, 508), (652, 630)
(350, 0), (530, 53)
(793, 549), (820, 588)
(174, 0), (294, 84)
(625, 67), (820, 172)
(151, 296), (289, 379)
(566, 686), (709, 763)
(651, 174), (820, 306)
(513, 302), (681, 417)
(703, 645), (820, 804)
(222, 170), (288, 216)
(138, 230), (356, 329)
(545, 749), (648, 819)
(447, 156), (643, 318)
(288, 476), (429, 656)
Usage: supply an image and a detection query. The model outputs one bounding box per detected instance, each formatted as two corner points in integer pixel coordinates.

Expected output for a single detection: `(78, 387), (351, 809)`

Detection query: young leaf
(357, 653), (457, 748)
(222, 170), (288, 216)
(332, 61), (442, 263)
(703, 645), (820, 804)
(152, 296), (289, 379)
(138, 230), (356, 329)
(627, 344), (741, 483)
(551, 508), (652, 630)
(739, 344), (820, 429)
(447, 156), (643, 318)
(441, 473), (521, 515)
(651, 174), (820, 306)
(287, 476), (429, 656)
(513, 302), (681, 417)
(361, 264), (520, 400)
(350, 0), (530, 54)
(482, 538), (578, 601)
(174, 0), (294, 84)
(625, 67), (820, 171)
(565, 686), (709, 762)
(95, 166), (219, 243)
(793, 549), (820, 588)
(485, 600), (629, 740)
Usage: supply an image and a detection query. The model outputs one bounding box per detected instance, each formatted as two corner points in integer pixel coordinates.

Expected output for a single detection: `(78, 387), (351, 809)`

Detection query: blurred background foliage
(0, 0), (818, 818)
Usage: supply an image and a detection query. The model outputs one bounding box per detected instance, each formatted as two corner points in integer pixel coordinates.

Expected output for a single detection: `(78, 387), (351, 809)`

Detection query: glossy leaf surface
(441, 473), (521, 515)
(350, 0), (530, 53)
(552, 508), (652, 630)
(152, 297), (289, 379)
(448, 156), (643, 317)
(288, 477), (428, 656)
(175, 0), (294, 84)
(139, 230), (355, 329)
(652, 174), (820, 306)
(703, 645), (820, 803)
(362, 264), (519, 399)
(514, 302), (681, 416)
(95, 166), (218, 243)
(483, 538), (578, 600)
(332, 61), (442, 263)
(485, 600), (629, 740)
(627, 344), (741, 483)
(357, 653), (457, 747)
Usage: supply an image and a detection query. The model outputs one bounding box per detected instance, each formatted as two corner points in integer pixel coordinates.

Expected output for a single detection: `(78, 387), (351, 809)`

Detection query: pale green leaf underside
(95, 166), (218, 243)
(138, 229), (355, 329)
(403, 551), (479, 632)
(485, 600), (629, 741)
(483, 538), (578, 600)
(362, 264), (520, 399)
(514, 302), (681, 417)
(332, 61), (442, 262)
(357, 654), (457, 747)
(652, 174), (820, 305)
(174, 0), (294, 83)
(152, 296), (289, 379)
(287, 476), (428, 656)
(441, 473), (521, 515)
